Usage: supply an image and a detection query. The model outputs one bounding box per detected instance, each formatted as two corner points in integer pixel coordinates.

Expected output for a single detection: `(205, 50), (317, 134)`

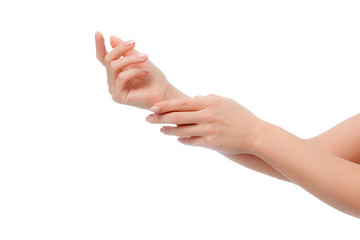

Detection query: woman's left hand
(146, 94), (263, 154)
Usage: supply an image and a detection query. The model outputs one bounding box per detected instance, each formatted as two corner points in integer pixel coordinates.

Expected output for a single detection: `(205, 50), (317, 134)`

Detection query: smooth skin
(95, 32), (185, 109)
(147, 95), (360, 218)
(95, 32), (360, 218)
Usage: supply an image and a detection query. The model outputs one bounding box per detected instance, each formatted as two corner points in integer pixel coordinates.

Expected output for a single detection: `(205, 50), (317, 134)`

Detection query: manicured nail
(146, 115), (154, 123)
(149, 106), (161, 113)
(125, 40), (135, 46)
(137, 53), (148, 58)
(141, 68), (149, 73)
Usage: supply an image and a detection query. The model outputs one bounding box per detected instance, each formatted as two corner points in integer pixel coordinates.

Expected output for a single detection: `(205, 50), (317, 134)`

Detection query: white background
(0, 0), (359, 239)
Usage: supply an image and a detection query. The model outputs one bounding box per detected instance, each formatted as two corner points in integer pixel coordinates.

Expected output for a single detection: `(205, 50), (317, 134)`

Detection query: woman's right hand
(95, 32), (186, 109)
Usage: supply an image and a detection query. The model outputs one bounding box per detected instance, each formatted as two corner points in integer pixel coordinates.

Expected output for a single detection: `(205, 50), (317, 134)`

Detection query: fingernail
(137, 53), (148, 58)
(146, 115), (154, 123)
(141, 68), (149, 73)
(125, 40), (135, 46)
(149, 106), (161, 113)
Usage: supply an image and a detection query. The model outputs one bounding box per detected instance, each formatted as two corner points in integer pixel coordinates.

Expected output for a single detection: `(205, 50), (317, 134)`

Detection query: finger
(110, 35), (139, 56)
(149, 98), (206, 114)
(95, 32), (107, 66)
(104, 40), (135, 65)
(160, 124), (203, 137)
(177, 136), (205, 147)
(146, 111), (201, 125)
(110, 35), (125, 48)
(110, 54), (148, 74)
(113, 67), (149, 94)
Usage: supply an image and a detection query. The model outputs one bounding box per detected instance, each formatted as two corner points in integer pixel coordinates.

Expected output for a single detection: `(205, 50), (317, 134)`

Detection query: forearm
(220, 153), (290, 182)
(220, 113), (360, 183)
(165, 84), (189, 100)
(252, 121), (360, 218)
(163, 89), (290, 182)
(220, 136), (353, 183)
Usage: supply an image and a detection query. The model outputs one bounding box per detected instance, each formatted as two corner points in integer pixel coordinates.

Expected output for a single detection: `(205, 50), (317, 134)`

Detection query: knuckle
(112, 91), (125, 103)
(203, 124), (215, 135)
(117, 72), (125, 81)
(104, 54), (112, 65)
(161, 103), (168, 110)
(96, 54), (102, 61)
(204, 135), (214, 145)
(204, 135), (220, 148)
(206, 97), (218, 106)
(155, 115), (164, 123)
(109, 61), (116, 71)
(179, 101), (188, 110)
(203, 112), (216, 123)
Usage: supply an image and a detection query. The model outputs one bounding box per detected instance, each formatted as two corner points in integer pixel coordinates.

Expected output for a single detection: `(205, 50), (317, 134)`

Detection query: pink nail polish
(125, 40), (135, 46)
(149, 106), (161, 113)
(146, 116), (154, 123)
(137, 53), (148, 58)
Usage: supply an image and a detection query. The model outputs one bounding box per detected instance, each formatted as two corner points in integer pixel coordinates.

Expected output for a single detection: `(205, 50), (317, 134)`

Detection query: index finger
(149, 97), (206, 114)
(111, 35), (139, 56)
(95, 32), (107, 66)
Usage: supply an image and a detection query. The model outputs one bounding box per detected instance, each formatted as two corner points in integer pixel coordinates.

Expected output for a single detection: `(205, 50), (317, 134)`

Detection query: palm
(110, 37), (169, 109)
(119, 60), (169, 109)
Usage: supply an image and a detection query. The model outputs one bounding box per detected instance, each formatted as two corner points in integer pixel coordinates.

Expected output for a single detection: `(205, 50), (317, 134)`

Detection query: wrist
(164, 84), (189, 100)
(249, 119), (275, 155)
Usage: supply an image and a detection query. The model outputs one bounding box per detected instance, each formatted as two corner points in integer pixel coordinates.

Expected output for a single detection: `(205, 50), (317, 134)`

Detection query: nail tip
(149, 106), (161, 113)
(141, 68), (150, 74)
(145, 116), (154, 123)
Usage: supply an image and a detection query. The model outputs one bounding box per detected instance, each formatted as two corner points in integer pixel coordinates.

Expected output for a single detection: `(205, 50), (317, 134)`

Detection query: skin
(147, 96), (360, 218)
(95, 32), (360, 218)
(95, 32), (185, 109)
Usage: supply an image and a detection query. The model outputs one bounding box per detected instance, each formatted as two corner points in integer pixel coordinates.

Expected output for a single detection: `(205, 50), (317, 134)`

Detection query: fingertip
(110, 35), (118, 42)
(140, 68), (149, 74)
(110, 36), (118, 48)
(177, 137), (188, 143)
(149, 105), (161, 113)
(110, 35), (125, 48)
(95, 31), (103, 40)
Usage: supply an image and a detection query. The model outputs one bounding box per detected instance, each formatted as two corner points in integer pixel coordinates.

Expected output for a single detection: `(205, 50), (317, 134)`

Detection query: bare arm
(306, 113), (360, 164)
(221, 114), (360, 182)
(253, 120), (360, 218)
(220, 153), (290, 181)
(149, 96), (360, 218)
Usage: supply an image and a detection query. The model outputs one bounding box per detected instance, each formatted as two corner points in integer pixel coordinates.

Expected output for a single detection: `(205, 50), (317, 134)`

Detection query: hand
(146, 94), (263, 154)
(95, 32), (186, 109)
